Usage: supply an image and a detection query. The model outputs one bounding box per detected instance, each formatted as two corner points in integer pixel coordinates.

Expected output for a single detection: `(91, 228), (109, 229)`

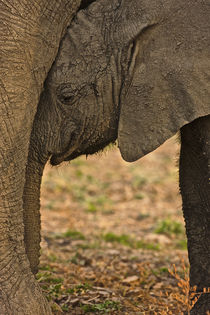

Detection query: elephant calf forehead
(49, 36), (109, 88)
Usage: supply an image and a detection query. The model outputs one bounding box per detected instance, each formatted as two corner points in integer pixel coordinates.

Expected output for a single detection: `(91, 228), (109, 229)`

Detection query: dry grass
(38, 137), (209, 314)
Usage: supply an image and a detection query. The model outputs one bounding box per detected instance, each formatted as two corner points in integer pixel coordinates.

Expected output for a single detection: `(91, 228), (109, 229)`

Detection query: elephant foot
(0, 272), (52, 315)
(189, 293), (210, 315)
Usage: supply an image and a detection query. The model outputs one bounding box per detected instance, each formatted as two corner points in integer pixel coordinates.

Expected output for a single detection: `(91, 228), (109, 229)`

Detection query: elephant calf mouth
(50, 139), (117, 166)
(50, 154), (64, 166)
(50, 151), (80, 165)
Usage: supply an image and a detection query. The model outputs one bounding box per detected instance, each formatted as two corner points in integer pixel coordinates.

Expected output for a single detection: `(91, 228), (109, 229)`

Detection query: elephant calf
(25, 0), (210, 313)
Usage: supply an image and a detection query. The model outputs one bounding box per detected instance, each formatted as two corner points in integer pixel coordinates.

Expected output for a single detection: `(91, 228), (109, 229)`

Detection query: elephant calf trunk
(23, 148), (48, 274)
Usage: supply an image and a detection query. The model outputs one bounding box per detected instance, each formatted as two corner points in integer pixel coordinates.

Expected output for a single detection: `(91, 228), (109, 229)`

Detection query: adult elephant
(0, 0), (89, 314)
(27, 0), (209, 314)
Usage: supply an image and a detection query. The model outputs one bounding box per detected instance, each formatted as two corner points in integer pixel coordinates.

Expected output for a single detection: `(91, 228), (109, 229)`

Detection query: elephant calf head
(33, 0), (210, 166)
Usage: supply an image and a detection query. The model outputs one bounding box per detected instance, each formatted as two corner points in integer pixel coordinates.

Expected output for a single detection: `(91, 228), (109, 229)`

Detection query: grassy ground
(38, 137), (193, 314)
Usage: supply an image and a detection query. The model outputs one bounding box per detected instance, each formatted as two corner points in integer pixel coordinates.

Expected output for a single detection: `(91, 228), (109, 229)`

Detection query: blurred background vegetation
(38, 136), (191, 314)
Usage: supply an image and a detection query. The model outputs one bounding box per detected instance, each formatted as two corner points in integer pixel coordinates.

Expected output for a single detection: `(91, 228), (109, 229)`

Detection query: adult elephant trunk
(0, 0), (81, 313)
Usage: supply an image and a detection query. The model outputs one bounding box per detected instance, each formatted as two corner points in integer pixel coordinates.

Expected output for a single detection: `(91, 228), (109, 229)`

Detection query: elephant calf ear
(118, 3), (210, 162)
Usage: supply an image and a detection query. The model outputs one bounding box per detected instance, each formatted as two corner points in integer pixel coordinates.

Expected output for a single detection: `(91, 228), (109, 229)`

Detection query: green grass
(132, 174), (148, 189)
(102, 232), (159, 250)
(70, 159), (86, 167)
(103, 233), (131, 246)
(71, 184), (87, 202)
(45, 201), (56, 210)
(86, 201), (98, 213)
(176, 239), (187, 250)
(85, 195), (113, 213)
(159, 267), (169, 273)
(134, 193), (144, 200)
(47, 253), (58, 262)
(54, 229), (86, 240)
(152, 267), (169, 276)
(36, 271), (64, 299)
(37, 270), (92, 304)
(135, 240), (160, 250)
(75, 169), (83, 178)
(39, 264), (54, 272)
(61, 304), (69, 312)
(81, 300), (121, 313)
(76, 241), (101, 250)
(37, 272), (64, 284)
(155, 219), (183, 236)
(66, 283), (92, 294)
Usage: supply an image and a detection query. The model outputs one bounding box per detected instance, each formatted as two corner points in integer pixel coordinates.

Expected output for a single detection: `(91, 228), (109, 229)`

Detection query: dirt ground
(38, 136), (193, 314)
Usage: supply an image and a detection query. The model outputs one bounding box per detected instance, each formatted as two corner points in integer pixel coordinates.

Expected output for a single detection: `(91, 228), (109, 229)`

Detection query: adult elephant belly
(0, 1), (81, 314)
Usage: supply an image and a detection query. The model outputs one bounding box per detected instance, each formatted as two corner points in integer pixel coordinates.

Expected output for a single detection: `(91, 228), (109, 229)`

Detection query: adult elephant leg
(0, 0), (80, 313)
(180, 115), (210, 314)
(0, 105), (52, 315)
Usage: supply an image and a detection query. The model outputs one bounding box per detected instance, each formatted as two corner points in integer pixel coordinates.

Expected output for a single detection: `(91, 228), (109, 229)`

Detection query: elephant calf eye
(57, 86), (76, 105)
(62, 95), (75, 104)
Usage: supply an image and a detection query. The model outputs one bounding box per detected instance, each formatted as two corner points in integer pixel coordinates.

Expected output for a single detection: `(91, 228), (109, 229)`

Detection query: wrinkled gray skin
(29, 0), (210, 313)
